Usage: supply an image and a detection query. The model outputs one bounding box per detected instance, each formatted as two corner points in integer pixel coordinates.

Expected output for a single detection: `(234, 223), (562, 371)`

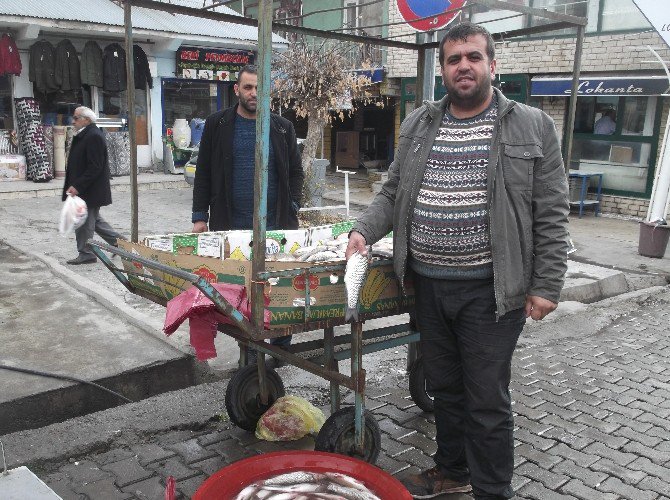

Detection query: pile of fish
(265, 237), (394, 264)
(235, 471), (381, 500)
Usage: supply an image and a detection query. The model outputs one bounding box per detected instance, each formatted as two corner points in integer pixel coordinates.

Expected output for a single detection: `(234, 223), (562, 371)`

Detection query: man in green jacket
(346, 22), (569, 500)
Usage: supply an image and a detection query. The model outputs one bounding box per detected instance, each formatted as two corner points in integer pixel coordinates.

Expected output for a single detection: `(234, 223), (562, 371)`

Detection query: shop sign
(530, 76), (670, 97)
(632, 0), (670, 49)
(397, 0), (466, 32)
(176, 47), (255, 81)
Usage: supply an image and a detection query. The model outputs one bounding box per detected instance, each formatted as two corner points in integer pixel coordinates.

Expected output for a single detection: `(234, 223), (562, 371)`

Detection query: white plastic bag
(59, 195), (88, 236)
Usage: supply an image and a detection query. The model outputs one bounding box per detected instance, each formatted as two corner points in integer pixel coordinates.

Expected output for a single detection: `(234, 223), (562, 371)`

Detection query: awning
(530, 75), (670, 97)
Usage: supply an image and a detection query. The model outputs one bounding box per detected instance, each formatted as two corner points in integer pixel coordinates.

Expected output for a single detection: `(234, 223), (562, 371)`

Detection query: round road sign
(397, 0), (467, 32)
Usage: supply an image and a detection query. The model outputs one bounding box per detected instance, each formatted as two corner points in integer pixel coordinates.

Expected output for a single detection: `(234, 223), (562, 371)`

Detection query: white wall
(150, 53), (178, 164)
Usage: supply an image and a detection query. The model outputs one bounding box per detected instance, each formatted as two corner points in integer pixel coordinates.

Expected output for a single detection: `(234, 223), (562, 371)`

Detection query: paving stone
(551, 459), (608, 489)
(373, 403), (413, 423)
(636, 475), (670, 497)
(514, 443), (562, 470)
(92, 447), (136, 466)
(176, 473), (207, 498)
(576, 426), (628, 449)
(191, 454), (229, 476)
(546, 443), (600, 468)
(206, 438), (257, 462)
(59, 459), (112, 484)
(514, 428), (557, 451)
(378, 417), (414, 440)
(511, 474), (531, 492)
(130, 443), (176, 466)
(403, 415), (438, 436)
(197, 429), (234, 447)
(560, 478), (618, 500)
(146, 456), (202, 481)
(398, 430), (437, 456)
(598, 400), (644, 419)
(628, 457), (670, 481)
(540, 414), (588, 435)
(539, 427), (592, 450)
(589, 458), (647, 485)
(516, 480), (576, 500)
(394, 447), (434, 470)
(621, 441), (670, 465)
(515, 462), (570, 491)
(604, 412), (652, 432)
(100, 456), (155, 488)
(167, 438), (219, 464)
(42, 472), (84, 500)
(535, 402), (581, 421)
(72, 476), (134, 500)
(121, 475), (167, 500)
(514, 415), (555, 436)
(597, 476), (657, 500)
(375, 453), (413, 476)
(381, 436), (414, 457)
(156, 430), (206, 446)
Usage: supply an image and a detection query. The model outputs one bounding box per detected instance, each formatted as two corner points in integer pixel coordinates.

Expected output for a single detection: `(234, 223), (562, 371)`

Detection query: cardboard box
(118, 237), (413, 328)
(0, 154), (26, 181)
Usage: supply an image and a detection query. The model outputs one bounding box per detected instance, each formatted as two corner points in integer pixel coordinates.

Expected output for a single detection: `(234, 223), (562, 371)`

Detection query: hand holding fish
(345, 231), (368, 260)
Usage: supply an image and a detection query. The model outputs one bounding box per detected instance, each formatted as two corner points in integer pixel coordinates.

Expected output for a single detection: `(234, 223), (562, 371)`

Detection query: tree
(272, 38), (382, 208)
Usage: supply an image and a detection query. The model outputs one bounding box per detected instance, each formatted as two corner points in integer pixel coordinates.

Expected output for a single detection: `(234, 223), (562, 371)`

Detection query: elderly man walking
(62, 106), (124, 265)
(346, 22), (569, 499)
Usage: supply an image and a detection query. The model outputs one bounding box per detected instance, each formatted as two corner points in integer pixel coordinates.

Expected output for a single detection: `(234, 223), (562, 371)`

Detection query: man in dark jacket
(62, 106), (125, 265)
(191, 64), (303, 357)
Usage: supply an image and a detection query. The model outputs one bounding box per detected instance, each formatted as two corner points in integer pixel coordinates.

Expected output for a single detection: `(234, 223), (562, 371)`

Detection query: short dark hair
(438, 22), (495, 67)
(237, 64), (257, 82)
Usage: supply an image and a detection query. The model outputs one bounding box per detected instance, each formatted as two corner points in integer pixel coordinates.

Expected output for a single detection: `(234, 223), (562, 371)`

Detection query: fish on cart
(344, 250), (370, 322)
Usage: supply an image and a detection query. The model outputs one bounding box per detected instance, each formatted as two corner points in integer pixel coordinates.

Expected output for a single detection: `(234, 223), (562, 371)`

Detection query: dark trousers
(414, 274), (525, 500)
(76, 206), (123, 258)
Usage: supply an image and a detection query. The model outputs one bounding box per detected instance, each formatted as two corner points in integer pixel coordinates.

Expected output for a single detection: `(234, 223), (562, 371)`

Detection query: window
(343, 0), (360, 32)
(529, 0), (587, 36)
(600, 0), (648, 31)
(0, 75), (14, 130)
(161, 79), (225, 133)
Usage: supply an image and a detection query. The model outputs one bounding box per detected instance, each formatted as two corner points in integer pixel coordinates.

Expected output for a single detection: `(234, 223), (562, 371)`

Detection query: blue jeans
(414, 274), (525, 500)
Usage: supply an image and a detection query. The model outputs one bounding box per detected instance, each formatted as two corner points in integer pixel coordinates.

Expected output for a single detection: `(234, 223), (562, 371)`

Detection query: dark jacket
(28, 40), (58, 93)
(192, 105), (304, 231)
(55, 39), (81, 91)
(352, 89), (570, 317)
(102, 43), (126, 92)
(62, 124), (112, 208)
(133, 44), (152, 90)
(0, 34), (22, 76)
(81, 41), (103, 87)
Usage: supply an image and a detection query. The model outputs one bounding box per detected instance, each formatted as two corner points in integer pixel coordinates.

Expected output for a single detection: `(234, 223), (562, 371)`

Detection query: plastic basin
(193, 450), (412, 499)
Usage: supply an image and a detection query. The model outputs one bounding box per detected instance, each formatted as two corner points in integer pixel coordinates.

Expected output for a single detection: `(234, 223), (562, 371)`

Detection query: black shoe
(400, 466), (472, 498)
(66, 255), (97, 265)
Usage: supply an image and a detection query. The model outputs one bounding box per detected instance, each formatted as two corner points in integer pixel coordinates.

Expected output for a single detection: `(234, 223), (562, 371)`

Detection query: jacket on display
(102, 43), (126, 92)
(352, 88), (570, 317)
(81, 41), (103, 87)
(29, 40), (58, 93)
(0, 34), (22, 76)
(55, 39), (81, 90)
(62, 124), (112, 208)
(133, 44), (152, 90)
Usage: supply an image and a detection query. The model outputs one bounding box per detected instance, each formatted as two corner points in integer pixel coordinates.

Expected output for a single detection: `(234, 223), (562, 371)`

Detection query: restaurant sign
(176, 47), (255, 82)
(530, 76), (670, 97)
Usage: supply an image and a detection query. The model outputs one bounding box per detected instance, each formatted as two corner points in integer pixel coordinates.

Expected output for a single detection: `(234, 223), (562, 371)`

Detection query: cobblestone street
(34, 290), (670, 500)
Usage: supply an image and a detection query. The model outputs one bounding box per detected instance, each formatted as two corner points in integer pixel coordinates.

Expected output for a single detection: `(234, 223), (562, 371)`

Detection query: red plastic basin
(193, 450), (412, 499)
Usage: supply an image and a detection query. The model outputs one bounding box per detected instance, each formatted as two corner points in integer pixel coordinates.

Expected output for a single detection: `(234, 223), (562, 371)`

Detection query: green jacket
(353, 89), (570, 317)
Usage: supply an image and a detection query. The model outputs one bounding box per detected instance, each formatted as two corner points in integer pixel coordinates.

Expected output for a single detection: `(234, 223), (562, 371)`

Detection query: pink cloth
(163, 284), (270, 361)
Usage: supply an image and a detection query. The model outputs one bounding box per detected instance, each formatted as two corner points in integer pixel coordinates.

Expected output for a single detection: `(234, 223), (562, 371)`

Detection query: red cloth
(163, 283), (270, 361)
(0, 34), (21, 76)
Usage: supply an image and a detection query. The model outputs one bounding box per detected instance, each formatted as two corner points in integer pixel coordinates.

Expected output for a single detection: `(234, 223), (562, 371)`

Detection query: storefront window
(34, 88), (91, 125)
(162, 79), (224, 133)
(98, 88), (148, 145)
(600, 0), (648, 31)
(570, 95), (658, 194)
(0, 75), (13, 129)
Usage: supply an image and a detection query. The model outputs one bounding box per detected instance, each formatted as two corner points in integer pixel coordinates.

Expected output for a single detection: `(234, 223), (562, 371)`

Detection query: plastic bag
(255, 395), (326, 442)
(59, 195), (88, 236)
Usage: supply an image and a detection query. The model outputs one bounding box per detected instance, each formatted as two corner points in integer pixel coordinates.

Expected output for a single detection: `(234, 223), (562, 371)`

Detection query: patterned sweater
(408, 97), (498, 280)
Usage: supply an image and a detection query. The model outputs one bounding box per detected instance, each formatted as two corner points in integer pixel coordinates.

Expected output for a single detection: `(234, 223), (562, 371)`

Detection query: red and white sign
(397, 0), (467, 32)
(632, 0), (670, 49)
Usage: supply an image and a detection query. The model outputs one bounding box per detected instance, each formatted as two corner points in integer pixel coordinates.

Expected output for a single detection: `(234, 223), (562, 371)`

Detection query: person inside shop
(191, 64), (304, 365)
(345, 22), (569, 499)
(62, 106), (126, 265)
(594, 108), (616, 135)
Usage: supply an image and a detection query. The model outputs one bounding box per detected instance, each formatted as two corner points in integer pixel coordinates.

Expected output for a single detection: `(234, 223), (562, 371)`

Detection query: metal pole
(563, 24), (585, 173)
(415, 44), (426, 107)
(124, 0), (138, 242)
(421, 32), (437, 103)
(251, 0), (272, 397)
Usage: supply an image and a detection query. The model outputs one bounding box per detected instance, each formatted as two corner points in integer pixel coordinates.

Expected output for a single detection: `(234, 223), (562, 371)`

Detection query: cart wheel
(225, 365), (285, 431)
(409, 356), (434, 412)
(314, 407), (381, 464)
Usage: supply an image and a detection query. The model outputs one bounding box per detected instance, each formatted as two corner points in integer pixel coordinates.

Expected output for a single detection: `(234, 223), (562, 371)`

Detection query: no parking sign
(397, 0), (467, 32)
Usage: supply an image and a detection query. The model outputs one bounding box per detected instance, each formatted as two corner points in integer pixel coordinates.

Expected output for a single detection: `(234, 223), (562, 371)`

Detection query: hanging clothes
(81, 41), (103, 87)
(29, 40), (58, 93)
(102, 43), (126, 92)
(54, 39), (81, 90)
(0, 34), (22, 76)
(133, 44), (152, 90)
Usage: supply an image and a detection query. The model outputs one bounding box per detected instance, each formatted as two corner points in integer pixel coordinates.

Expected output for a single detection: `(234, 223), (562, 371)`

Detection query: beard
(238, 95), (257, 115)
(445, 73), (493, 112)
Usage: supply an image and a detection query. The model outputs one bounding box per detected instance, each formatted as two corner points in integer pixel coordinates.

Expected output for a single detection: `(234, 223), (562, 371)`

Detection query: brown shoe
(401, 466), (472, 498)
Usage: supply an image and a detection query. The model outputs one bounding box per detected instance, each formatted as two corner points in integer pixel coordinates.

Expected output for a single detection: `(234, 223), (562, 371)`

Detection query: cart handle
(90, 241), (258, 337)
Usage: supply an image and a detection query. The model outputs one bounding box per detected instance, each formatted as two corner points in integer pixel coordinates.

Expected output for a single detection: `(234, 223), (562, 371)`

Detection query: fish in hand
(344, 250), (369, 322)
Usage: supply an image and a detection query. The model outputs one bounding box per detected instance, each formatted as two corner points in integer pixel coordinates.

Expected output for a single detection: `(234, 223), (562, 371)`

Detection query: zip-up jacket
(352, 89), (569, 317)
(192, 104), (304, 230)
